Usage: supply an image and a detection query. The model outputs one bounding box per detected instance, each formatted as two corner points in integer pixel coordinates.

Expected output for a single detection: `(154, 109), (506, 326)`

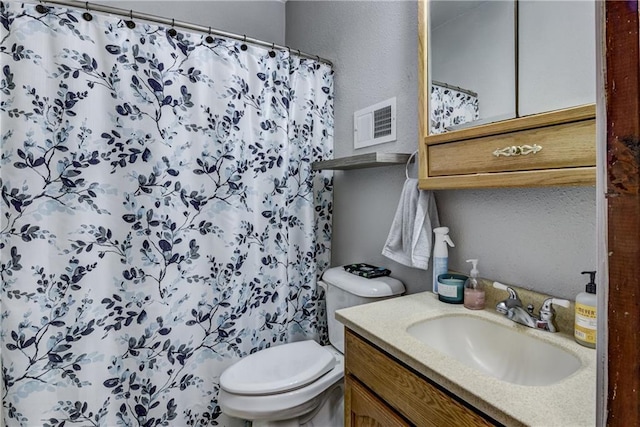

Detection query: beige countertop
(336, 291), (596, 427)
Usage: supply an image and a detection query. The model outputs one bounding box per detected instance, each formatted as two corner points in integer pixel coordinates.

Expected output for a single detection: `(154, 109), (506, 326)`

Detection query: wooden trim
(604, 1), (640, 425)
(424, 104), (595, 146)
(417, 0), (429, 189)
(419, 167), (596, 190)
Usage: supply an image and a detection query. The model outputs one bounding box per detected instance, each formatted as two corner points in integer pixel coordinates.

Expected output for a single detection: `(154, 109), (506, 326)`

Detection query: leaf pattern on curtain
(430, 84), (479, 134)
(0, 2), (333, 426)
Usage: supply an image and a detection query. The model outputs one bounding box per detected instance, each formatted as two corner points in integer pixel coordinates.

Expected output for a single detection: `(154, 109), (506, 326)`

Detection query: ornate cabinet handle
(492, 144), (543, 157)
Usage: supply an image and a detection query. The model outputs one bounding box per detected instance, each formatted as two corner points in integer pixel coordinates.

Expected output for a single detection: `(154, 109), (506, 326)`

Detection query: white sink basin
(406, 315), (581, 386)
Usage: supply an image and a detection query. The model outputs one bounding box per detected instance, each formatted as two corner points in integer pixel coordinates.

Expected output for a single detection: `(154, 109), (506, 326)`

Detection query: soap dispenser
(463, 259), (485, 310)
(574, 271), (597, 348)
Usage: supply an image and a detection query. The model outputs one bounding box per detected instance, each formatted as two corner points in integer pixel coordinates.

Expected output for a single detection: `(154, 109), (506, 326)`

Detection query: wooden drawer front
(346, 375), (411, 427)
(427, 119), (595, 176)
(345, 330), (495, 427)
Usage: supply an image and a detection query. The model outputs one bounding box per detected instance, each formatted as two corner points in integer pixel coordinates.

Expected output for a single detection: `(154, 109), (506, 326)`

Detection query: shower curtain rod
(36, 0), (333, 66)
(432, 80), (478, 98)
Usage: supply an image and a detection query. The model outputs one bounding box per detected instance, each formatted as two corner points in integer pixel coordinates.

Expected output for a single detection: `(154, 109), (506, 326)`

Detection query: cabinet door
(518, 0), (596, 116)
(345, 375), (410, 427)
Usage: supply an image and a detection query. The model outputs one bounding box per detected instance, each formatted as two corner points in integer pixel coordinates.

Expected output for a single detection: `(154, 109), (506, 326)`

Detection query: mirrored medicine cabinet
(418, 0), (597, 190)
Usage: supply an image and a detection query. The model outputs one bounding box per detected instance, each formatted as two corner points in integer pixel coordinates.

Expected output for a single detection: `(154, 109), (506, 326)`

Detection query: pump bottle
(464, 259), (485, 310)
(432, 227), (454, 294)
(575, 271), (597, 348)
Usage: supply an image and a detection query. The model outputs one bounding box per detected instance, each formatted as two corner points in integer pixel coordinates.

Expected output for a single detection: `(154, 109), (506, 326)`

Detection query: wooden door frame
(601, 0), (640, 425)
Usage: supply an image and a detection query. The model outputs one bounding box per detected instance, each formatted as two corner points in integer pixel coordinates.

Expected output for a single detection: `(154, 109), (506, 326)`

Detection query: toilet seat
(219, 340), (337, 395)
(218, 344), (344, 421)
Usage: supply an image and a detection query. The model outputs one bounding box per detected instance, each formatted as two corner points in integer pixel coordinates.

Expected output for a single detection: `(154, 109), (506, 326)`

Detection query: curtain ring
(168, 19), (177, 37)
(240, 35), (248, 51)
(205, 27), (214, 44)
(269, 43), (276, 58)
(36, 1), (48, 13)
(82, 2), (93, 21)
(126, 10), (135, 28)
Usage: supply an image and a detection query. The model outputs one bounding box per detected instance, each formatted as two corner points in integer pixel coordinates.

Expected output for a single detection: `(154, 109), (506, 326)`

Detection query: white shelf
(312, 152), (411, 171)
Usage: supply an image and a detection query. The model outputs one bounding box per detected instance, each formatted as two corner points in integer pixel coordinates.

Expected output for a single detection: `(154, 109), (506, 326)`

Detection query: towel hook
(405, 150), (418, 179)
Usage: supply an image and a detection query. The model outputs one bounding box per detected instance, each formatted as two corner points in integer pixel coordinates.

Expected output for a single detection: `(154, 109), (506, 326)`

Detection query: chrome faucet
(493, 282), (570, 333)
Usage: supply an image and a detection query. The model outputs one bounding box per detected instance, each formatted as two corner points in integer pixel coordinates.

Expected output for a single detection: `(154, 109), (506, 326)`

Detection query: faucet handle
(550, 298), (570, 308)
(492, 282), (521, 303)
(539, 298), (570, 332)
(540, 297), (570, 312)
(493, 282), (522, 315)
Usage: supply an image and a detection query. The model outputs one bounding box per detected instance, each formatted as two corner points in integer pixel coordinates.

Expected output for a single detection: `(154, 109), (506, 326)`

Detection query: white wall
(91, 1), (286, 44)
(286, 0), (597, 300)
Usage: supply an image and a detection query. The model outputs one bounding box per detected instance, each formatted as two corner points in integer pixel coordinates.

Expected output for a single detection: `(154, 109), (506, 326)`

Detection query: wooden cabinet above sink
(418, 0), (596, 190)
(419, 104), (596, 189)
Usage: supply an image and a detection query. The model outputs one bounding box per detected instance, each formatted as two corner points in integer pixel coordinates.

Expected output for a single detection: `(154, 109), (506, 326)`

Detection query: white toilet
(218, 266), (405, 426)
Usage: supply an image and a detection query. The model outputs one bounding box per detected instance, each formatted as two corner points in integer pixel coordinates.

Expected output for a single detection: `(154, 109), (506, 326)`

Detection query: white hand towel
(382, 178), (439, 270)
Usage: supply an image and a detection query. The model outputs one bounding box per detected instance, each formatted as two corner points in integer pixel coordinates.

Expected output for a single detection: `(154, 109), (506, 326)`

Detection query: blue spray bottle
(432, 227), (455, 295)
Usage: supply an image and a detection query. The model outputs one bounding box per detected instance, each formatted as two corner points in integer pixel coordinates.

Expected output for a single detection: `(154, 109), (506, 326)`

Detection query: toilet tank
(321, 266), (405, 353)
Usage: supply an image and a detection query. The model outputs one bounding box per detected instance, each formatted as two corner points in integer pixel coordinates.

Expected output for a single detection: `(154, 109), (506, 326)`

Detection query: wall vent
(353, 97), (397, 149)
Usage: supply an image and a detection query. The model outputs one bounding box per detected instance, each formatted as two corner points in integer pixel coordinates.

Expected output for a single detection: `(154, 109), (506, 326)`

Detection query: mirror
(517, 0), (595, 116)
(428, 0), (516, 134)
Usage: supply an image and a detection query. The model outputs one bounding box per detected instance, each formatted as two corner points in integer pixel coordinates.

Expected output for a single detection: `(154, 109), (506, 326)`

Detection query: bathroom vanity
(345, 330), (495, 426)
(337, 292), (596, 426)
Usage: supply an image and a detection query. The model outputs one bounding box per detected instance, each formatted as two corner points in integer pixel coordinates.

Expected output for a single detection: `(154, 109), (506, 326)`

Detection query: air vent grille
(373, 105), (393, 138)
(353, 97), (396, 149)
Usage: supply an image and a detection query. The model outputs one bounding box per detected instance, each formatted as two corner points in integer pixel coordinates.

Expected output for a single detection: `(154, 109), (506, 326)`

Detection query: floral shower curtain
(430, 83), (479, 134)
(0, 2), (333, 426)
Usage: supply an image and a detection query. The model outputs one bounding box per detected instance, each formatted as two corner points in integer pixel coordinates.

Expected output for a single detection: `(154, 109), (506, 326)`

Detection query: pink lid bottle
(463, 259), (485, 310)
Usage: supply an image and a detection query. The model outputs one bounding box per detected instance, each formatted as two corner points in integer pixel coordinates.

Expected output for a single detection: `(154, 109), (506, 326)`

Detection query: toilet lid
(219, 341), (336, 395)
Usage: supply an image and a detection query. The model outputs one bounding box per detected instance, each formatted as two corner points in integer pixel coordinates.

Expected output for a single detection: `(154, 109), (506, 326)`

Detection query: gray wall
(286, 1), (597, 300)
(91, 1), (286, 44)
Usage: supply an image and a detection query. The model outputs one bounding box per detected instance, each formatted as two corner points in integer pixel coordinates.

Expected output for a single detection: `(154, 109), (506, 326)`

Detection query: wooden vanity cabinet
(344, 329), (499, 427)
(345, 376), (410, 427)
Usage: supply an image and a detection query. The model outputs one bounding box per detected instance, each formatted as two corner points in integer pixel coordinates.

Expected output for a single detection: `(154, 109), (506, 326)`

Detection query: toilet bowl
(218, 266), (405, 426)
(219, 342), (344, 426)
